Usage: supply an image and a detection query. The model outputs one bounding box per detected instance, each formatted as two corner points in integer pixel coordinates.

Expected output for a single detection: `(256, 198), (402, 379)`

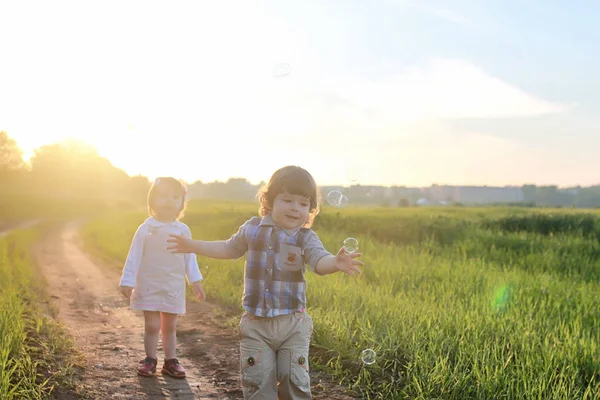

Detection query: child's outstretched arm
(315, 247), (363, 276)
(167, 236), (240, 259)
(167, 220), (250, 260)
(119, 224), (146, 297)
(303, 230), (363, 276)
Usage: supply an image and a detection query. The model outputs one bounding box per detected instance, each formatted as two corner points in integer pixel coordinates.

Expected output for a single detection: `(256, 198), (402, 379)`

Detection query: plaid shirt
(224, 215), (331, 317)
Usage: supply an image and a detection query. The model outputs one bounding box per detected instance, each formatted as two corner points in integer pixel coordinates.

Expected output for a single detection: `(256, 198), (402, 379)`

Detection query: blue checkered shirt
(224, 215), (331, 317)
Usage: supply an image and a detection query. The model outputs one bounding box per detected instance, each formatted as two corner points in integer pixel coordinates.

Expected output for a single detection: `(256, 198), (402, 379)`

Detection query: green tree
(398, 198), (410, 207)
(0, 131), (25, 171)
(29, 139), (130, 199)
(0, 131), (27, 192)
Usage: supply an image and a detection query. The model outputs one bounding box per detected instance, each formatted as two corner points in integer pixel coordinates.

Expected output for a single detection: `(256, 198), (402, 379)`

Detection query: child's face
(152, 186), (183, 221)
(271, 191), (310, 230)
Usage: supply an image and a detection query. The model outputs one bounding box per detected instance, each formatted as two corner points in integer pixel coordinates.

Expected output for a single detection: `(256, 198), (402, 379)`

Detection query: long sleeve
(181, 223), (202, 283)
(185, 253), (202, 283)
(223, 218), (252, 259)
(119, 224), (146, 287)
(302, 229), (332, 275)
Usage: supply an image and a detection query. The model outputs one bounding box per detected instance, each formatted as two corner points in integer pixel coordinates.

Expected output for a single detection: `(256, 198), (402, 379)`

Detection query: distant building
(187, 180), (528, 206)
(426, 185), (524, 205)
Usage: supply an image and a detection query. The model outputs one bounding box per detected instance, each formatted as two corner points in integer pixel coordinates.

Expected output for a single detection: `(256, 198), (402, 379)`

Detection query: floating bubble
(338, 194), (348, 207)
(361, 348), (376, 365)
(272, 63), (291, 78)
(327, 190), (348, 207)
(343, 237), (359, 254)
(326, 190), (342, 206)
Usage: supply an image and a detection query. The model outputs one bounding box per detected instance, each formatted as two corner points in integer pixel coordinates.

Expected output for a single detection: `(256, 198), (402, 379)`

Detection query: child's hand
(192, 281), (206, 301)
(167, 234), (195, 254)
(120, 286), (134, 298)
(334, 247), (363, 276)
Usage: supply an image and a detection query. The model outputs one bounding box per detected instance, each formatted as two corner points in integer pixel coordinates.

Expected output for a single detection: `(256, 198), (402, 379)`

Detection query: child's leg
(137, 311), (161, 376)
(143, 311), (161, 358)
(160, 312), (186, 378)
(160, 312), (178, 360)
(239, 312), (278, 399)
(276, 312), (313, 400)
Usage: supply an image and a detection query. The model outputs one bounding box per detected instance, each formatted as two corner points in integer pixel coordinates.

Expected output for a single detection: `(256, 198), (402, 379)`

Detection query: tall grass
(0, 229), (80, 399)
(81, 201), (600, 399)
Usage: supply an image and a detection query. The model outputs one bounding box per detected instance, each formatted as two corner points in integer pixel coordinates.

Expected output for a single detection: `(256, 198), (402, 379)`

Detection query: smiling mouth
(285, 215), (299, 220)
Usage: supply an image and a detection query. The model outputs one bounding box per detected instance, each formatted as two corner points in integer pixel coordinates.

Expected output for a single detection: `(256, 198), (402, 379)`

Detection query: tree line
(0, 131), (149, 206)
(3, 131), (600, 209)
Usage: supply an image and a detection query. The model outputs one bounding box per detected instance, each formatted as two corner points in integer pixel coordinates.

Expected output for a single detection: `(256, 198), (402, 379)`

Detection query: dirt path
(35, 221), (356, 400)
(0, 219), (40, 238)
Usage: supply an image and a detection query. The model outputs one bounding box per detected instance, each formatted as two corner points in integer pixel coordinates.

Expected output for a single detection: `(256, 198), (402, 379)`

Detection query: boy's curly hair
(257, 165), (321, 228)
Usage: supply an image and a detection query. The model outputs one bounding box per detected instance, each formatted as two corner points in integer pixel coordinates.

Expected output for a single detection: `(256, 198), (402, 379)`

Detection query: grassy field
(81, 200), (600, 399)
(0, 192), (135, 227)
(0, 227), (81, 399)
(0, 194), (117, 399)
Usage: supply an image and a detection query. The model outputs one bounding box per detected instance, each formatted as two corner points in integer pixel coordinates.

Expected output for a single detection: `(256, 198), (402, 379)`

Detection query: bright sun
(1, 1), (572, 188)
(1, 1), (311, 185)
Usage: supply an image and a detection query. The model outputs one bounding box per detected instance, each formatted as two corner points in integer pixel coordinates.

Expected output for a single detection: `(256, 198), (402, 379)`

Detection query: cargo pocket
(240, 348), (263, 396)
(290, 348), (310, 390)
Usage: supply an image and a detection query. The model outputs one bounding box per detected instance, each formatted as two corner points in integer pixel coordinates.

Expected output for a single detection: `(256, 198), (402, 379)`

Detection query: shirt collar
(145, 217), (177, 227)
(259, 214), (302, 236)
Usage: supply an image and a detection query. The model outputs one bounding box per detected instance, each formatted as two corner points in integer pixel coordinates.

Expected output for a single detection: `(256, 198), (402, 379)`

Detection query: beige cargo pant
(238, 311), (314, 400)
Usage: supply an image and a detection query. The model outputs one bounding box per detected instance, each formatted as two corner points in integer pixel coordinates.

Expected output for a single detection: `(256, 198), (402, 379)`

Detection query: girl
(119, 177), (205, 379)
(167, 165), (363, 399)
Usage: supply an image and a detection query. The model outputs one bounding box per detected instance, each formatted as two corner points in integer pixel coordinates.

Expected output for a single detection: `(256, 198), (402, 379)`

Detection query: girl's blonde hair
(147, 177), (188, 220)
(257, 165), (321, 228)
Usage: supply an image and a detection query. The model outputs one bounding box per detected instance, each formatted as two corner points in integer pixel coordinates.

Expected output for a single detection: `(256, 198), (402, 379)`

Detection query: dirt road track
(34, 221), (355, 400)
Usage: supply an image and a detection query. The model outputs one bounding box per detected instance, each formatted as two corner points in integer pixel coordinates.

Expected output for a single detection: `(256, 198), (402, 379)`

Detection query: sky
(1, 0), (599, 188)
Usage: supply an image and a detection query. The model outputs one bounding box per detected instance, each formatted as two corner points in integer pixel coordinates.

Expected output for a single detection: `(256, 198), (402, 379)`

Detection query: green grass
(0, 228), (82, 399)
(80, 200), (600, 399)
(0, 192), (136, 226)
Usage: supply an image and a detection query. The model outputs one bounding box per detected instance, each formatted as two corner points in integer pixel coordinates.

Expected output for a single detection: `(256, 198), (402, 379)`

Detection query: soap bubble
(343, 237), (359, 254)
(326, 190), (342, 206)
(327, 190), (348, 207)
(361, 348), (376, 365)
(272, 63), (291, 78)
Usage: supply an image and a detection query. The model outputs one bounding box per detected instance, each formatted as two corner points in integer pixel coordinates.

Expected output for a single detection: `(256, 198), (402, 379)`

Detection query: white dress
(119, 217), (202, 315)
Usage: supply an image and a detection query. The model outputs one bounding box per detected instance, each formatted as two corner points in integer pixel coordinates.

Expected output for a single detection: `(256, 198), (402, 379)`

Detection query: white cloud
(252, 57), (571, 158)
(329, 58), (569, 123)
(0, 1), (576, 187)
(384, 0), (481, 29)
